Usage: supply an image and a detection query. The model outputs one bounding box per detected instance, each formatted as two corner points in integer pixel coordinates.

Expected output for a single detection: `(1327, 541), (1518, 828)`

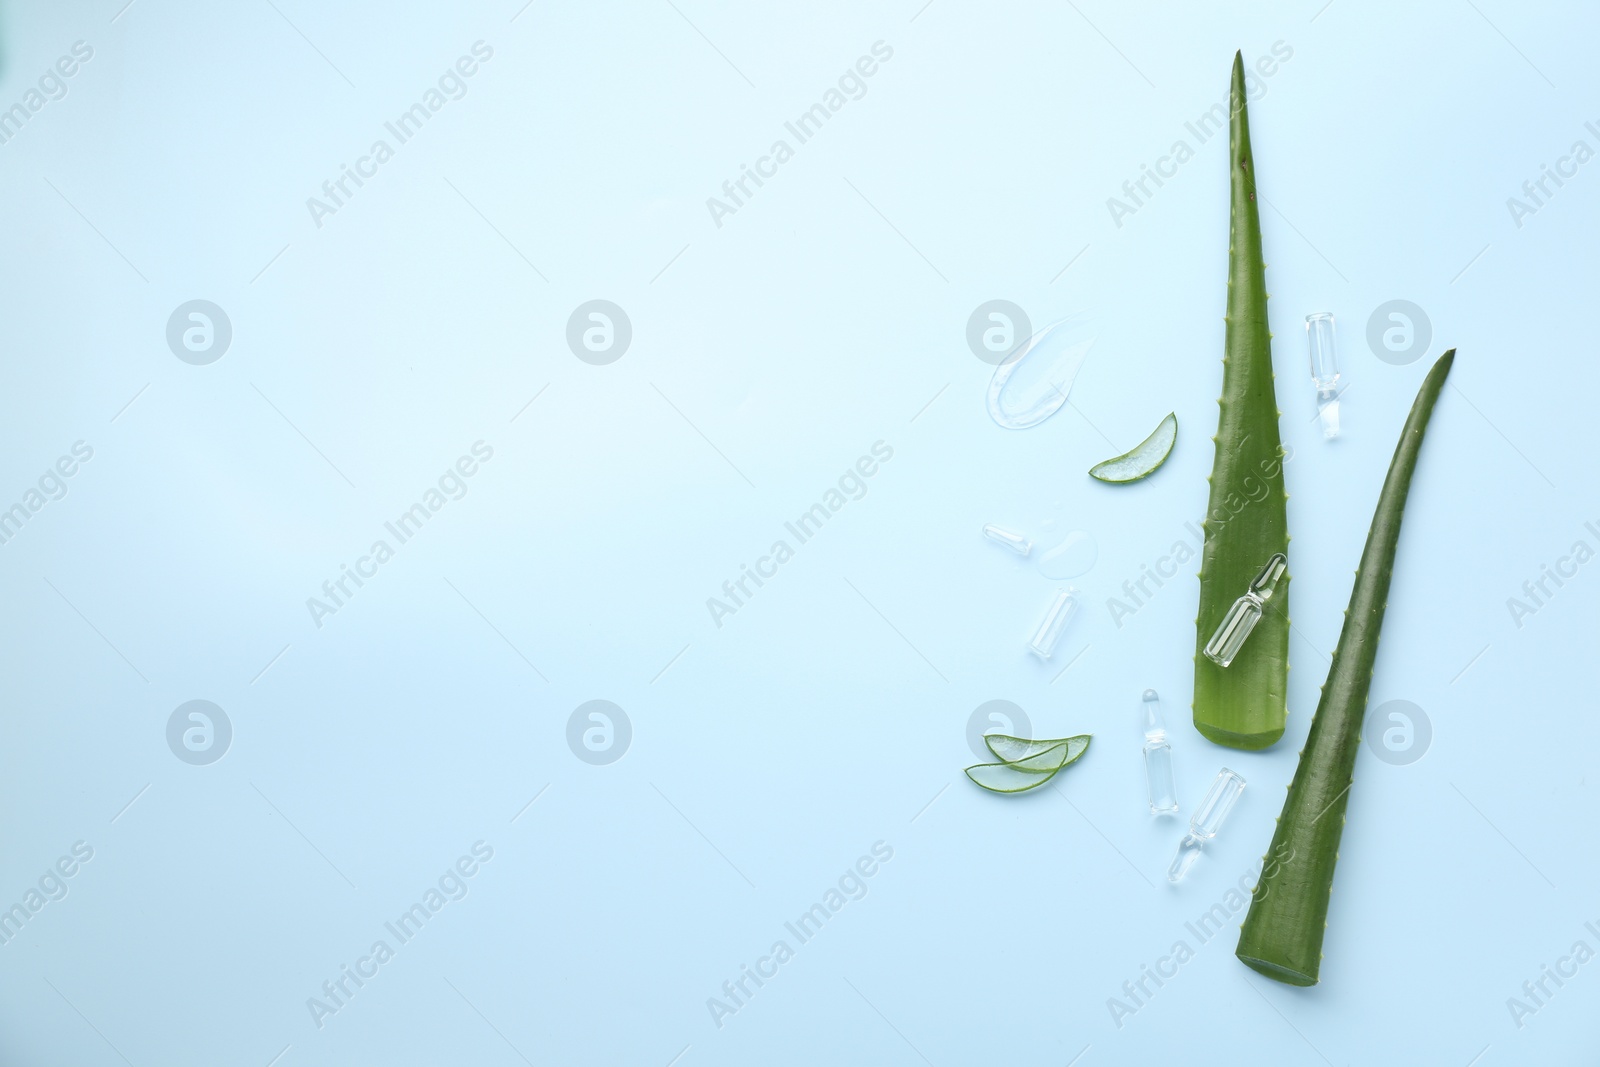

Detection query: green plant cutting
(965, 734), (1091, 793)
(1235, 350), (1454, 986)
(1192, 53), (1292, 751)
(1089, 412), (1177, 483)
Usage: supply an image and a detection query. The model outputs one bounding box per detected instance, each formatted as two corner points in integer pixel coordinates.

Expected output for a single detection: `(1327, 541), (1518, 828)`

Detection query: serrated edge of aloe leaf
(983, 733), (1092, 768)
(964, 742), (1071, 793)
(1087, 412), (1178, 483)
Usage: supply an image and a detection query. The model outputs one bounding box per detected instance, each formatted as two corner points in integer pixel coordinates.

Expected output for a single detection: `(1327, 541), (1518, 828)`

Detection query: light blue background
(0, 0), (1594, 1063)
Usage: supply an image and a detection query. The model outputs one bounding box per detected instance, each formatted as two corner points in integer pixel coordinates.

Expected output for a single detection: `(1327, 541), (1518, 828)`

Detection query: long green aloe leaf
(1236, 351), (1455, 986)
(1193, 52), (1291, 751)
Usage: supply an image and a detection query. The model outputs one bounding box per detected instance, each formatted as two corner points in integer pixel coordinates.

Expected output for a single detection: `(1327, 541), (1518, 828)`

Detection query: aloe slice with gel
(1089, 413), (1178, 483)
(983, 734), (1091, 767)
(965, 742), (1076, 794)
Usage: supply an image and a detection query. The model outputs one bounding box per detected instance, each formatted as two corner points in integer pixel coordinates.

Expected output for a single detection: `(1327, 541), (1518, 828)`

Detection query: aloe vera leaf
(1235, 351), (1455, 987)
(984, 734), (1091, 767)
(1088, 413), (1177, 483)
(1192, 52), (1292, 751)
(964, 742), (1073, 793)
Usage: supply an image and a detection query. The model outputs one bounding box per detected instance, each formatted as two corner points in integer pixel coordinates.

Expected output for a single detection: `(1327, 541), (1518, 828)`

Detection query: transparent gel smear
(986, 315), (1096, 429)
(1037, 530), (1097, 579)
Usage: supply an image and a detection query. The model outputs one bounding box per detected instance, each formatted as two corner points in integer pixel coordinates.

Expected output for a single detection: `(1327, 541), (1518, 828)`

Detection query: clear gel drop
(986, 315), (1096, 430)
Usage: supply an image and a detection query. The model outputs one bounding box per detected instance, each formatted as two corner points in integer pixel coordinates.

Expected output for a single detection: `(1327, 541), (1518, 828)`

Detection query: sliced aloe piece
(960, 739), (1088, 796)
(965, 742), (1071, 793)
(1089, 412), (1177, 483)
(984, 733), (1091, 768)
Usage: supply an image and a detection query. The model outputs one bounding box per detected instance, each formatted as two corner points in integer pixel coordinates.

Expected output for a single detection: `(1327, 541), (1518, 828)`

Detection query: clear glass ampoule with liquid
(1027, 587), (1079, 660)
(981, 524), (1032, 556)
(1140, 689), (1179, 815)
(1167, 768), (1247, 884)
(1306, 312), (1341, 439)
(1203, 553), (1287, 668)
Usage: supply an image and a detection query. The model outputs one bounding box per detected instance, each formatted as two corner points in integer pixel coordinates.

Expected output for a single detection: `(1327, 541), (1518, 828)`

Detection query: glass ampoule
(1203, 553), (1287, 668)
(1140, 689), (1179, 816)
(1306, 313), (1341, 439)
(1167, 768), (1247, 884)
(1027, 587), (1079, 660)
(982, 524), (1032, 556)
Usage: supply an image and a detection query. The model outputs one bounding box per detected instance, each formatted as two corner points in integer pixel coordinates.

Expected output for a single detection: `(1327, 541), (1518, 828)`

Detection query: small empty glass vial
(1140, 689), (1179, 816)
(982, 523), (1032, 556)
(1305, 313), (1341, 439)
(1027, 587), (1079, 660)
(1167, 767), (1247, 884)
(1203, 553), (1287, 668)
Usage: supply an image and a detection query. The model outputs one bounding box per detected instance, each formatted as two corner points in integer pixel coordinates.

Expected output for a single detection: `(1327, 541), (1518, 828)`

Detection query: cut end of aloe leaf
(1088, 412), (1177, 483)
(984, 733), (1091, 767)
(1236, 953), (1317, 987)
(1192, 718), (1284, 752)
